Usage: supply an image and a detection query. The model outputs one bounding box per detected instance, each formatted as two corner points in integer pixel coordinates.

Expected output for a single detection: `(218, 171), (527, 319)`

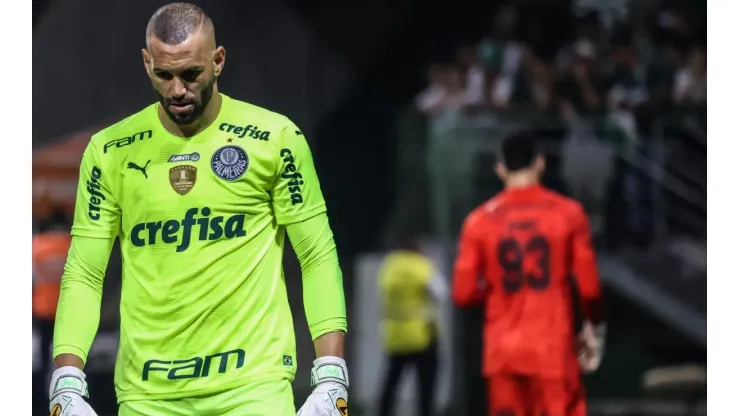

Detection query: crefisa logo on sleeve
(87, 165), (106, 220)
(211, 145), (249, 181)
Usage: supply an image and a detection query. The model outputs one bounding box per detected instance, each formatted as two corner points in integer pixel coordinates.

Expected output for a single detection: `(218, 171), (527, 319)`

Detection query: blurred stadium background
(32, 0), (706, 415)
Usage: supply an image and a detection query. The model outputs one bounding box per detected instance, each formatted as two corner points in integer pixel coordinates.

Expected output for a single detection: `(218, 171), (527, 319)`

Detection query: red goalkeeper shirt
(452, 185), (604, 380)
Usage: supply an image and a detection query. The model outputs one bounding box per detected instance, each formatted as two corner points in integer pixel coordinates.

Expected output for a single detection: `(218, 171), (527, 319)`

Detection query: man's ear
(495, 161), (507, 182)
(142, 49), (152, 77)
(534, 154), (546, 173)
(213, 46), (226, 77)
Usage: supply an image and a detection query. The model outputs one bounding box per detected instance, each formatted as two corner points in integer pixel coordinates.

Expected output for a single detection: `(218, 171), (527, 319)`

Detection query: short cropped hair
(501, 133), (540, 171)
(146, 2), (212, 46)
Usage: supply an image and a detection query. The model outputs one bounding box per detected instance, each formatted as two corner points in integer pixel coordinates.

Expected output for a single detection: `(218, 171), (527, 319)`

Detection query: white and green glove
(296, 356), (349, 416)
(578, 321), (607, 374)
(49, 367), (98, 416)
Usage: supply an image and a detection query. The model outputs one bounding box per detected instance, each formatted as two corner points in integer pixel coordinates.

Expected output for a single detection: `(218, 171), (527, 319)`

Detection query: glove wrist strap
(310, 356), (349, 388)
(50, 366), (89, 399)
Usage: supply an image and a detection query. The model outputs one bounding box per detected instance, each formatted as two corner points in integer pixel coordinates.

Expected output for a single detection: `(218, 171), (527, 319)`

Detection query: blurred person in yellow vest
(377, 229), (447, 416)
(33, 209), (72, 390)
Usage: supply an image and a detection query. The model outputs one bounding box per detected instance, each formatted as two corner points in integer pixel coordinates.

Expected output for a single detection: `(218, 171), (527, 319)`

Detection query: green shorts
(119, 379), (295, 416)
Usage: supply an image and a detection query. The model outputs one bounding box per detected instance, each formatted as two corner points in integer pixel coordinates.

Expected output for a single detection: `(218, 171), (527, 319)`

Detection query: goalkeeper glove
(578, 321), (606, 374)
(49, 366), (98, 416)
(296, 356), (349, 416)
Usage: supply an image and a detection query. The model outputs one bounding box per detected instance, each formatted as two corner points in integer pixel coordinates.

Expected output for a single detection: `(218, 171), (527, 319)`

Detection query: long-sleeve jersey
(452, 185), (604, 379)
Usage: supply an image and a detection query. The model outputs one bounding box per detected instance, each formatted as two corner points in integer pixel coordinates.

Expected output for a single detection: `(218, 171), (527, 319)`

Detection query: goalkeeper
(49, 3), (348, 416)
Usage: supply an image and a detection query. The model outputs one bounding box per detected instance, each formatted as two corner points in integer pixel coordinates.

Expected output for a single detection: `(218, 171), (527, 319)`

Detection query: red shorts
(487, 373), (586, 416)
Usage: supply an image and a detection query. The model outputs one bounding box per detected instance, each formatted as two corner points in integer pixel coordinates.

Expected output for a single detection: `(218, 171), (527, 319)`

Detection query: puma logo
(127, 160), (151, 178)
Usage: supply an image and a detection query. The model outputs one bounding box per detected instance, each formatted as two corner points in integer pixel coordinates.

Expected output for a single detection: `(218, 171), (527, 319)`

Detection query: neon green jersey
(72, 94), (325, 401)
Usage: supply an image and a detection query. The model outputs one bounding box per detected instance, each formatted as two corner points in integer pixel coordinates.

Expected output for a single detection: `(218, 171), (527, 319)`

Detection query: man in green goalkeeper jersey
(49, 3), (349, 416)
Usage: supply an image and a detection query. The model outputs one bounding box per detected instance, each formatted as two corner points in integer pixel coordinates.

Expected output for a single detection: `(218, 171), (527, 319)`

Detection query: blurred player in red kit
(452, 133), (606, 416)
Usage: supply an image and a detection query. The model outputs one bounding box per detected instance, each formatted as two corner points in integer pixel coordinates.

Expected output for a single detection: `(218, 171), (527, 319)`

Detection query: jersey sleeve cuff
(52, 345), (88, 365)
(309, 317), (347, 341)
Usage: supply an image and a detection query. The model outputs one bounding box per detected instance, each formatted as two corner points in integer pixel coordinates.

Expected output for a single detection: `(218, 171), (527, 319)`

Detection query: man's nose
(171, 77), (187, 99)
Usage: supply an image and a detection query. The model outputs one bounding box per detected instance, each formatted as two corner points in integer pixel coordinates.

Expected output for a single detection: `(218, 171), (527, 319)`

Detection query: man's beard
(157, 76), (216, 126)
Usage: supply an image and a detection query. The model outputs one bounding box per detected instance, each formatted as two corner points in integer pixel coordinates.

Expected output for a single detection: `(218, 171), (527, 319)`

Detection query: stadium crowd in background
(416, 1), (706, 248)
(417, 3), (706, 116)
